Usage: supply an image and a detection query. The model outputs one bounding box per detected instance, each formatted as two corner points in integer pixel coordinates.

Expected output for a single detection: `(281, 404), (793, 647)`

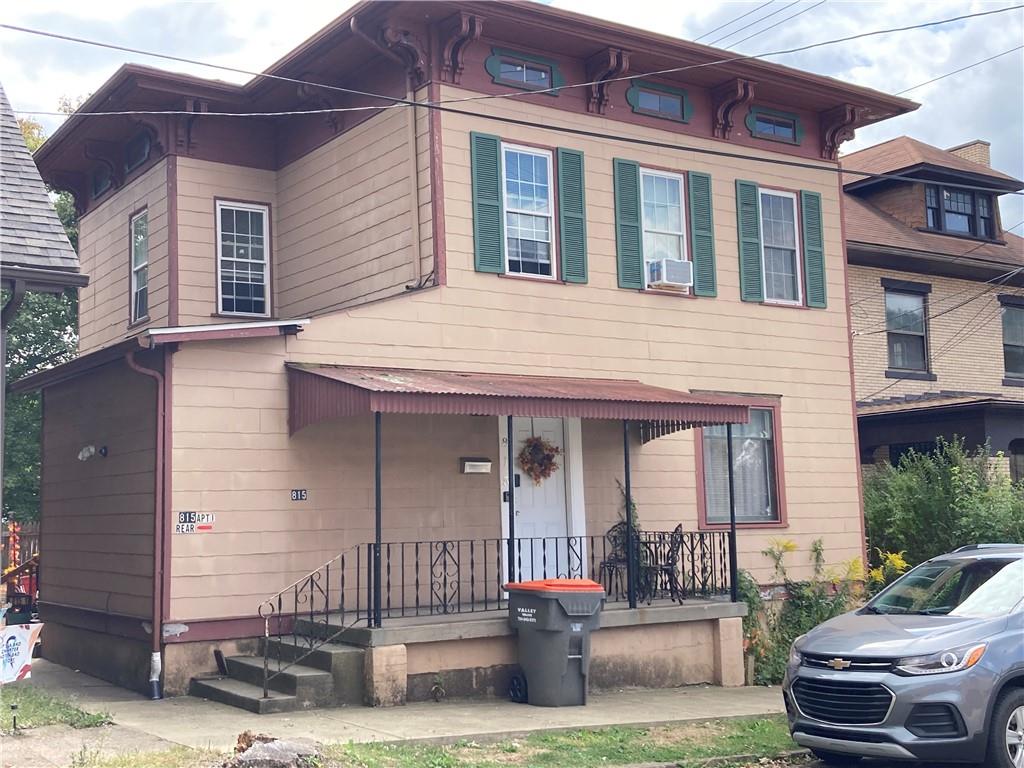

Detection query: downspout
(125, 346), (166, 700)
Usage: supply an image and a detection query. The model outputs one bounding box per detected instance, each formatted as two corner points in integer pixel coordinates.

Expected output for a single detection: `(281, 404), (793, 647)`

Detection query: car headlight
(789, 635), (807, 666)
(894, 643), (987, 676)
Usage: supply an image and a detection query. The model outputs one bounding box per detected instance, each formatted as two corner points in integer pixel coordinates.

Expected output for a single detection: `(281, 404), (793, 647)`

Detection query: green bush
(864, 438), (1024, 567)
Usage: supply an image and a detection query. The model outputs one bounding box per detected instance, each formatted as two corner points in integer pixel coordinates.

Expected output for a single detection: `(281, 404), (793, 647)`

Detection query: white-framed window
(639, 168), (687, 288)
(758, 189), (802, 304)
(886, 290), (929, 371)
(130, 210), (149, 323)
(501, 143), (555, 279)
(702, 407), (781, 525)
(216, 200), (270, 316)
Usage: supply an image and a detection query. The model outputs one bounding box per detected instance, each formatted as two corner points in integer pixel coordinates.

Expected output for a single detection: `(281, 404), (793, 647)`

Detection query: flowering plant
(517, 436), (562, 485)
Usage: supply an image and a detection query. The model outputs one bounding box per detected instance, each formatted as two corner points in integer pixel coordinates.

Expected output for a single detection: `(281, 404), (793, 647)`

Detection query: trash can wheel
(508, 671), (528, 703)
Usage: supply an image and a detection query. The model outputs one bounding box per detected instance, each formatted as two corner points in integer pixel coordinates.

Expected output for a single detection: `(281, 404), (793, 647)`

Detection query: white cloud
(2, 0), (1021, 222)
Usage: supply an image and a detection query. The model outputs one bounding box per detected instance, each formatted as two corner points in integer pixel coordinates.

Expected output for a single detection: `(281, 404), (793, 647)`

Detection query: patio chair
(598, 521), (630, 599)
(646, 524), (685, 603)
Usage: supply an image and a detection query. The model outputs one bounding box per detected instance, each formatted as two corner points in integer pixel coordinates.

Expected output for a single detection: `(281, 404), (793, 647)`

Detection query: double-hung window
(924, 184), (997, 239)
(1003, 304), (1024, 378)
(502, 144), (555, 278)
(885, 290), (928, 371)
(639, 169), (687, 287)
(759, 190), (802, 304)
(217, 201), (270, 316)
(130, 211), (148, 323)
(702, 407), (781, 525)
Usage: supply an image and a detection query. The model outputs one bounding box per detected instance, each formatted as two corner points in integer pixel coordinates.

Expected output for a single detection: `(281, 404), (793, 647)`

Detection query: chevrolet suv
(783, 544), (1024, 766)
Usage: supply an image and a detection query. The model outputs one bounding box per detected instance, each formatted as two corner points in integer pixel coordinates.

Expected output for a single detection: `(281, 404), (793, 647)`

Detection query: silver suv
(783, 544), (1024, 766)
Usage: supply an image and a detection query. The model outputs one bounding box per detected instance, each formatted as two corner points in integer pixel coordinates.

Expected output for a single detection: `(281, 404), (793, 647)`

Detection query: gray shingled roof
(1, 82), (80, 276)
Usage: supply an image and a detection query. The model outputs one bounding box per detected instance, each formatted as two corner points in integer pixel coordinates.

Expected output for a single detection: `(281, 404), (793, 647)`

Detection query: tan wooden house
(15, 1), (916, 710)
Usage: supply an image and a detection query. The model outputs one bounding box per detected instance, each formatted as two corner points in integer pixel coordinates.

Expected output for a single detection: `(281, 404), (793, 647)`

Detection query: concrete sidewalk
(26, 660), (785, 752)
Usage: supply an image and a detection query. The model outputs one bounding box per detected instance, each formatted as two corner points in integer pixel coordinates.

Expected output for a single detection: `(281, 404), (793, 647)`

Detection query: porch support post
(506, 415), (516, 582)
(726, 423), (739, 603)
(373, 410), (383, 628)
(623, 419), (637, 609)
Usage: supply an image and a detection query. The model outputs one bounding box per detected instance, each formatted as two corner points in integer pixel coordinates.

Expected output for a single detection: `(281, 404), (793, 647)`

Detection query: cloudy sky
(2, 0), (1022, 223)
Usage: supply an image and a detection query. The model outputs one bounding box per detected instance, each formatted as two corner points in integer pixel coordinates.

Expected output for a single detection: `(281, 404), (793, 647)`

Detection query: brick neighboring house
(843, 137), (1024, 478)
(12, 1), (917, 708)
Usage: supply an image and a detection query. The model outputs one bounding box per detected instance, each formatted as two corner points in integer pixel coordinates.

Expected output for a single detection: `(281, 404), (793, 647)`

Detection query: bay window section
(886, 290), (928, 371)
(130, 211), (148, 323)
(502, 144), (555, 278)
(217, 201), (269, 316)
(703, 408), (780, 525)
(759, 190), (802, 303)
(640, 169), (687, 286)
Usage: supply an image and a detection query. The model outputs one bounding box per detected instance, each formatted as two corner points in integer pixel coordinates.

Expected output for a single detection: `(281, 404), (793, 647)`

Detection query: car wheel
(809, 748), (861, 765)
(990, 688), (1024, 768)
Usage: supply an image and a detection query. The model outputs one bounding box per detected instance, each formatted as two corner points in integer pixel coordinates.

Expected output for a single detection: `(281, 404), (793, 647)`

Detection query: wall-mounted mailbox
(460, 457), (492, 474)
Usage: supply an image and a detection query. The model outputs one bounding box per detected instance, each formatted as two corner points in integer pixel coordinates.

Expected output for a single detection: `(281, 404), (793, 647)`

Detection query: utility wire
(725, 0), (828, 49)
(706, 0), (802, 47)
(895, 44), (1024, 95)
(693, 0), (777, 42)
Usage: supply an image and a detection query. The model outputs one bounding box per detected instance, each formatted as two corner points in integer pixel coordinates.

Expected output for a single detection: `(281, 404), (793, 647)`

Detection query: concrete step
(261, 637), (366, 707)
(189, 676), (298, 714)
(226, 656), (335, 707)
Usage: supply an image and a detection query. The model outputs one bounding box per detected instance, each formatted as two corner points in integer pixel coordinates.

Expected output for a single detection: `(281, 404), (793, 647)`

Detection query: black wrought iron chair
(598, 521), (630, 599)
(648, 524), (685, 603)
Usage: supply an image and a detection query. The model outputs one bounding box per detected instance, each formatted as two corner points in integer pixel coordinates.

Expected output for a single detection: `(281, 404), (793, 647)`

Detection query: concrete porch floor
(22, 660), (784, 752)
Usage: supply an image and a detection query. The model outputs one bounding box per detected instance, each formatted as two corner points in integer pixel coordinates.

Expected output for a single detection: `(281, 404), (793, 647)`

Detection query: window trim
(500, 142), (558, 281)
(129, 208), (149, 326)
(695, 399), (788, 531)
(758, 188), (804, 306)
(485, 47), (563, 95)
(1000, 300), (1024, 379)
(922, 183), (998, 241)
(215, 198), (272, 318)
(638, 167), (689, 290)
(884, 288), (931, 374)
(626, 79), (692, 123)
(745, 106), (803, 146)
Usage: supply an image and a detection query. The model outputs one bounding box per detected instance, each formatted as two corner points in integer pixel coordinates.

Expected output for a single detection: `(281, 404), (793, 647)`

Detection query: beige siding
(41, 360), (156, 617)
(850, 264), (1014, 400)
(175, 157), (276, 325)
(77, 162), (169, 354)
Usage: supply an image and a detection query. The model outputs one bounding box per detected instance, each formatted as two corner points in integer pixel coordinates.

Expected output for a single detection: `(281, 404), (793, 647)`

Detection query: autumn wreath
(517, 436), (562, 485)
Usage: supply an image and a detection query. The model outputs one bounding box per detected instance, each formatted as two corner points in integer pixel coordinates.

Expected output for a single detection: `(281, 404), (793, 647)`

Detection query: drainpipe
(125, 346), (166, 700)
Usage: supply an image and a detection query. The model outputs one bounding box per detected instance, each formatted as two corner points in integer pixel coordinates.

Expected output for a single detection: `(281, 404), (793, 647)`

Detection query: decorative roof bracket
(440, 11), (484, 85)
(821, 103), (864, 161)
(47, 170), (89, 215)
(585, 48), (630, 115)
(174, 98), (208, 154)
(711, 78), (755, 139)
(379, 25), (429, 87)
(297, 82), (342, 134)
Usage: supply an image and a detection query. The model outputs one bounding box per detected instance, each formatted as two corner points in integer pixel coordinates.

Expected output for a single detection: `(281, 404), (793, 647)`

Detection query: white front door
(510, 416), (569, 581)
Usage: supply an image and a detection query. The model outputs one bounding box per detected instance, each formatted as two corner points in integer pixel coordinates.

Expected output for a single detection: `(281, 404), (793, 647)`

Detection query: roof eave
(844, 162), (1024, 193)
(1, 264), (89, 292)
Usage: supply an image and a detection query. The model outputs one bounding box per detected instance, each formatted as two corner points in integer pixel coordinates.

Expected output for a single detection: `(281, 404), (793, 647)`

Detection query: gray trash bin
(506, 578), (606, 706)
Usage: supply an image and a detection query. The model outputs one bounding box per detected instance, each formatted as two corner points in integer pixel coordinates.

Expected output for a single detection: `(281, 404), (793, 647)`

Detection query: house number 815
(291, 489), (308, 501)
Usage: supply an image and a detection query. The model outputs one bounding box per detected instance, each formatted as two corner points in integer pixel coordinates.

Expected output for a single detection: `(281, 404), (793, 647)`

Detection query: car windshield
(868, 557), (1024, 618)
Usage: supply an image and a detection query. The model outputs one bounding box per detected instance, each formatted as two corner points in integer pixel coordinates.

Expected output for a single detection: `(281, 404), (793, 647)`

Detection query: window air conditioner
(647, 259), (693, 288)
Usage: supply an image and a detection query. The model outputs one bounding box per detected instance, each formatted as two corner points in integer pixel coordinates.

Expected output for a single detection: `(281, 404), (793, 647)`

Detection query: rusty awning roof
(287, 364), (751, 435)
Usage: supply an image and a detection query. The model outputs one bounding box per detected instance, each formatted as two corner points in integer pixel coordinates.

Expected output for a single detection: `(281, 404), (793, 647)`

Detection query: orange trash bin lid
(505, 578), (605, 593)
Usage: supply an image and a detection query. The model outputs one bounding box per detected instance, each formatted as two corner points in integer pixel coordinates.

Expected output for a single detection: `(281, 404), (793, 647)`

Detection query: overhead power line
(693, 0), (777, 42)
(725, 0), (828, 49)
(895, 44), (1024, 95)
(706, 0), (802, 47)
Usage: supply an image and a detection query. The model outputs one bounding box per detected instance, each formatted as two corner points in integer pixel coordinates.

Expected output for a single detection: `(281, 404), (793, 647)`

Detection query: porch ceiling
(286, 363), (751, 435)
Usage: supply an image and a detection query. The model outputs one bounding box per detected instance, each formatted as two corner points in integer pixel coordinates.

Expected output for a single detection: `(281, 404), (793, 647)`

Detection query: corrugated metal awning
(287, 363), (751, 436)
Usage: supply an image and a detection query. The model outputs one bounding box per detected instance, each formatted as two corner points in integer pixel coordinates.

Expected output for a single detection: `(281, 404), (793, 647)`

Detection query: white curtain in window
(703, 409), (779, 524)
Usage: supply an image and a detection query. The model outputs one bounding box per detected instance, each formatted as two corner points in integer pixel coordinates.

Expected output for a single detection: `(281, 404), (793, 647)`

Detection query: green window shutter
(470, 132), (504, 274)
(800, 190), (827, 308)
(735, 179), (764, 302)
(613, 158), (643, 289)
(687, 171), (716, 297)
(557, 148), (588, 284)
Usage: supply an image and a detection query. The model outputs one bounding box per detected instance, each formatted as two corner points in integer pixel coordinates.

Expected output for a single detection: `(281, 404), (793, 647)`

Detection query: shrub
(864, 438), (1024, 567)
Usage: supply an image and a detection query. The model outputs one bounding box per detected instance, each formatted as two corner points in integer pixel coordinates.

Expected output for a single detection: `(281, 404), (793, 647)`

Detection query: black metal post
(373, 411), (383, 627)
(623, 420), (637, 609)
(726, 423), (739, 603)
(506, 415), (516, 582)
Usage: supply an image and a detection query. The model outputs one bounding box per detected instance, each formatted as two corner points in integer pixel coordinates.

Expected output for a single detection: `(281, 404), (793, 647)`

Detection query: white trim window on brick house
(1003, 303), (1024, 378)
(885, 289), (929, 372)
(130, 210), (148, 323)
(216, 200), (270, 316)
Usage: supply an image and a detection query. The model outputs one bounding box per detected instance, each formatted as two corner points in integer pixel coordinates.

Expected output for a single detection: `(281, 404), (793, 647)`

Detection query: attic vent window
(92, 166), (112, 198)
(484, 48), (564, 95)
(124, 131), (152, 173)
(745, 106), (803, 145)
(626, 80), (691, 123)
(499, 60), (550, 88)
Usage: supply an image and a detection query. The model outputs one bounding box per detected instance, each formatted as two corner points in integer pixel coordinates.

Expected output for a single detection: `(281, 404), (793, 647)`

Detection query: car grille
(792, 678), (894, 725)
(906, 703), (965, 738)
(802, 653), (895, 673)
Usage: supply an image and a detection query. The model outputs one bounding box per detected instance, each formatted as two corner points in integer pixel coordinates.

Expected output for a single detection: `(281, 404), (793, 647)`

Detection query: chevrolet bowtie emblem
(828, 658), (853, 670)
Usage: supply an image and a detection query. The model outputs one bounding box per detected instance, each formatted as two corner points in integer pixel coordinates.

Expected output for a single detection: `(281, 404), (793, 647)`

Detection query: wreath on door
(518, 435), (562, 485)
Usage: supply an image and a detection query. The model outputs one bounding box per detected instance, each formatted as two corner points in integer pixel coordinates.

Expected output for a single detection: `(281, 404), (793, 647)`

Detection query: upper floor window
(924, 184), (997, 239)
(640, 169), (688, 288)
(217, 200), (269, 316)
(626, 80), (691, 123)
(499, 60), (550, 89)
(502, 144), (555, 278)
(1003, 304), (1024, 378)
(885, 290), (928, 371)
(746, 106), (802, 145)
(130, 211), (148, 323)
(759, 190), (802, 304)
(702, 407), (781, 525)
(485, 48), (563, 95)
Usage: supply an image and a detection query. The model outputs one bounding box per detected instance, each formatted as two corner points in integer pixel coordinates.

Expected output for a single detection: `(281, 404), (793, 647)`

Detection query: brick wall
(849, 264), (1019, 401)
(859, 183), (926, 229)
(948, 140), (991, 168)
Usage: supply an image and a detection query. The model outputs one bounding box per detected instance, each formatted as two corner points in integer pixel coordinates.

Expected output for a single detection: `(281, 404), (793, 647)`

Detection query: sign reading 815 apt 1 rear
(175, 511), (215, 534)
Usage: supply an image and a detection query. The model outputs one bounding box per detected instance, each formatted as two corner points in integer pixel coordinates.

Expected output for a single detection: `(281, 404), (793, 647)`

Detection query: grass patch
(0, 683), (111, 732)
(68, 746), (220, 768)
(322, 715), (796, 767)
